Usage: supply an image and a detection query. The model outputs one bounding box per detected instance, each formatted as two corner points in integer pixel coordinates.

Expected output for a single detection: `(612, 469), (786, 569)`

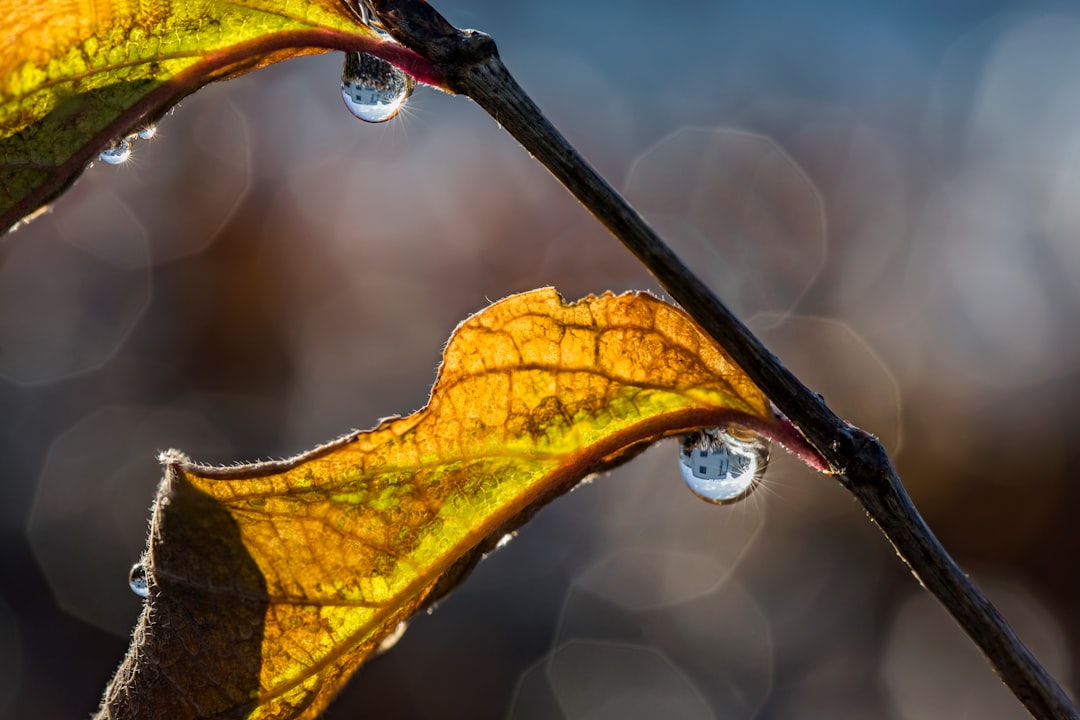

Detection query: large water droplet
(677, 427), (769, 504)
(128, 562), (149, 598)
(99, 138), (132, 165)
(341, 51), (413, 123)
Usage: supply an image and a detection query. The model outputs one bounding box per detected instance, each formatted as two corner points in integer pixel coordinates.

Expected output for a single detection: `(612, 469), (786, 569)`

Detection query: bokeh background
(3, 0), (1080, 717)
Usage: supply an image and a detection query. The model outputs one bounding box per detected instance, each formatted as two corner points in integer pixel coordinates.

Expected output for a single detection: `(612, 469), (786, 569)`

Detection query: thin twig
(370, 2), (1079, 718)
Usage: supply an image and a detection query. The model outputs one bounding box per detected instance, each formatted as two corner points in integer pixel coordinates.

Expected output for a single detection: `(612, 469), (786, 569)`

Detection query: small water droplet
(376, 621), (408, 654)
(677, 427), (769, 504)
(483, 531), (517, 560)
(341, 51), (413, 123)
(99, 138), (132, 165)
(136, 125), (157, 140)
(129, 562), (149, 598)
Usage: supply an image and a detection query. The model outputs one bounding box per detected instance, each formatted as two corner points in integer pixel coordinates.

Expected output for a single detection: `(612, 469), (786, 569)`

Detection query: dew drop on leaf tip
(128, 562), (149, 598)
(677, 427), (770, 504)
(341, 51), (414, 123)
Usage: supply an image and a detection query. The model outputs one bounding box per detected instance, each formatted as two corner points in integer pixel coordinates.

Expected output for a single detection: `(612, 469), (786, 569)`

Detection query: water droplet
(376, 621), (408, 654)
(341, 51), (414, 123)
(483, 532), (517, 560)
(99, 138), (132, 165)
(677, 427), (769, 504)
(128, 562), (149, 598)
(136, 125), (157, 140)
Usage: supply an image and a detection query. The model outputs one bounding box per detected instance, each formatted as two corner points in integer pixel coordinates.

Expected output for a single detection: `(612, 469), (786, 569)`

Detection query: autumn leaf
(97, 287), (797, 720)
(0, 0), (444, 233)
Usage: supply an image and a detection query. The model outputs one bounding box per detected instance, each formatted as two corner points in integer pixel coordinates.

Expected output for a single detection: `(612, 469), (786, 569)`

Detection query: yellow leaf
(0, 0), (444, 233)
(99, 288), (782, 720)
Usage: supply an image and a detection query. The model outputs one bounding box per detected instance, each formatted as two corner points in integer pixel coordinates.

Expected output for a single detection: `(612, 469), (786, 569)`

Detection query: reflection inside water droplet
(128, 562), (149, 598)
(341, 51), (414, 123)
(136, 125), (157, 140)
(99, 138), (132, 165)
(350, 0), (375, 24)
(677, 427), (769, 504)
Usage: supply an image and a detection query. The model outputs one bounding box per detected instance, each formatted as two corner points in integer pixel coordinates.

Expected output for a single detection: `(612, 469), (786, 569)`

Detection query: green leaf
(0, 0), (444, 233)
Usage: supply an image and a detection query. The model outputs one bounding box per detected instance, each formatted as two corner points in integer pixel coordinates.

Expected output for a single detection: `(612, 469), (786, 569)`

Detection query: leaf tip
(157, 448), (191, 469)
